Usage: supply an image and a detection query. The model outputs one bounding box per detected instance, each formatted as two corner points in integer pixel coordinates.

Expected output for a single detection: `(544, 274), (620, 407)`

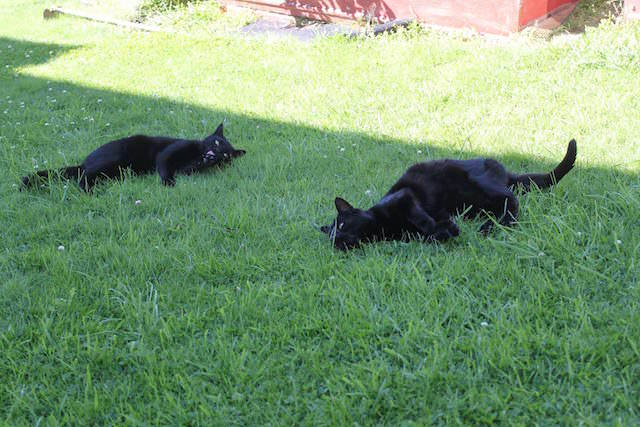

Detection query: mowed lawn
(1, 0), (639, 424)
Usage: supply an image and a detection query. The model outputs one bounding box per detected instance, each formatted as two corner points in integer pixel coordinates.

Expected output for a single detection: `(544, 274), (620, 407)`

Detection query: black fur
(21, 123), (245, 191)
(321, 139), (577, 250)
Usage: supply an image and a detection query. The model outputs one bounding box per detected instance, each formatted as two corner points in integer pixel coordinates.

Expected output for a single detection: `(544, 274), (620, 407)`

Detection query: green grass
(52, 0), (256, 34)
(1, 0), (639, 424)
(51, 0), (143, 22)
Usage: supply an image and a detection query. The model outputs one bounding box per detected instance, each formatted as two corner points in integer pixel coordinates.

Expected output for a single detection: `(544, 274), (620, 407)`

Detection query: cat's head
(201, 123), (246, 165)
(320, 197), (377, 250)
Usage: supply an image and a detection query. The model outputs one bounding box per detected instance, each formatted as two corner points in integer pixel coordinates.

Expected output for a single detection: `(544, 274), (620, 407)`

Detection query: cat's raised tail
(508, 139), (577, 192)
(21, 165), (83, 189)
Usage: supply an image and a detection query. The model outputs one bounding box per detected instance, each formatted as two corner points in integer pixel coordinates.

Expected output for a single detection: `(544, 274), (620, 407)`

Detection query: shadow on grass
(1, 35), (637, 229)
(2, 35), (640, 426)
(0, 36), (81, 69)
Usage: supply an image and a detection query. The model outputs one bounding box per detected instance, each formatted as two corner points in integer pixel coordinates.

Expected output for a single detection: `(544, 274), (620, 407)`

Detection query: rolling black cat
(21, 123), (245, 191)
(321, 139), (577, 250)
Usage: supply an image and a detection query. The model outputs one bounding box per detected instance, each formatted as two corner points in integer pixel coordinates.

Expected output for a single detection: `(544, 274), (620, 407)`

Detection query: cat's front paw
(479, 221), (492, 234)
(162, 177), (176, 186)
(444, 220), (460, 237)
(431, 220), (459, 242)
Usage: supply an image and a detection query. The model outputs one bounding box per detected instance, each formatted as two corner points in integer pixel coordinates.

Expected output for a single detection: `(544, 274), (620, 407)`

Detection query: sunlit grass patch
(1, 0), (639, 424)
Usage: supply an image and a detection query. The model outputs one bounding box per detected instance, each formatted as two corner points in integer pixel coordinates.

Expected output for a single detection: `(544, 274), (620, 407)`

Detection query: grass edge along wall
(221, 0), (579, 34)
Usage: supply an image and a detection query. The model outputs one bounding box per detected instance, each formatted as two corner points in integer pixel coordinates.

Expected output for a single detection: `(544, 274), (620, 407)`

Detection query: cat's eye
(338, 222), (344, 230)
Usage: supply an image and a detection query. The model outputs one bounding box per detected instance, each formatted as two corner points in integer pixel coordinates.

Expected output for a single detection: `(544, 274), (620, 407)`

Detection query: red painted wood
(625, 0), (640, 20)
(224, 0), (580, 34)
(410, 0), (519, 34)
(519, 0), (577, 27)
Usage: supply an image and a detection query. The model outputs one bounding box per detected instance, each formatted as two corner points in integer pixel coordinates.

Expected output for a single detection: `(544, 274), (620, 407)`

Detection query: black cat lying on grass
(321, 139), (577, 250)
(21, 123), (245, 191)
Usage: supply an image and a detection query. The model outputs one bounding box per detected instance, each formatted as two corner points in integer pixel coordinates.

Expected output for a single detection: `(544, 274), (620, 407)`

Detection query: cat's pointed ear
(335, 197), (353, 213)
(232, 149), (246, 158)
(213, 122), (224, 137)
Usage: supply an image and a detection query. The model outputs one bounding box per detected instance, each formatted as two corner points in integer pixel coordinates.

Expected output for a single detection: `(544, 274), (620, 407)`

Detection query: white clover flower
(57, 245), (65, 251)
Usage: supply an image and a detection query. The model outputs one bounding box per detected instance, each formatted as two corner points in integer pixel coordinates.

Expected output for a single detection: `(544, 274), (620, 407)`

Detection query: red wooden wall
(625, 0), (640, 20)
(224, 0), (580, 34)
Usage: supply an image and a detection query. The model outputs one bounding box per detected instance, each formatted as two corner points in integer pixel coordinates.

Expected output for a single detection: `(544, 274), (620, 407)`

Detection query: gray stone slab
(239, 17), (357, 41)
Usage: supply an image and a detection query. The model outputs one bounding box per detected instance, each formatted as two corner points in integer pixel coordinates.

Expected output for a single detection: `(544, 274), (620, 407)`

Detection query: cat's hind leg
(77, 160), (120, 192)
(466, 169), (519, 233)
(403, 194), (459, 242)
(77, 169), (97, 192)
(431, 219), (460, 242)
(478, 187), (519, 234)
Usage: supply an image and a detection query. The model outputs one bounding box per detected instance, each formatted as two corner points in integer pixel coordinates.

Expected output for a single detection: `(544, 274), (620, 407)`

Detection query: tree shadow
(2, 34), (640, 427)
(0, 36), (81, 69)
(1, 35), (637, 231)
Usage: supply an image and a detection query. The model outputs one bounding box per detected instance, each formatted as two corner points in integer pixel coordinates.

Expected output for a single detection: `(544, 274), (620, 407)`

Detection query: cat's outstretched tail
(508, 139), (577, 192)
(21, 165), (83, 189)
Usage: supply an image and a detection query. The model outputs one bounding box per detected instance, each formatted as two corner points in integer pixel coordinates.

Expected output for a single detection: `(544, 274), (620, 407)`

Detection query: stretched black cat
(21, 123), (245, 191)
(321, 139), (577, 250)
